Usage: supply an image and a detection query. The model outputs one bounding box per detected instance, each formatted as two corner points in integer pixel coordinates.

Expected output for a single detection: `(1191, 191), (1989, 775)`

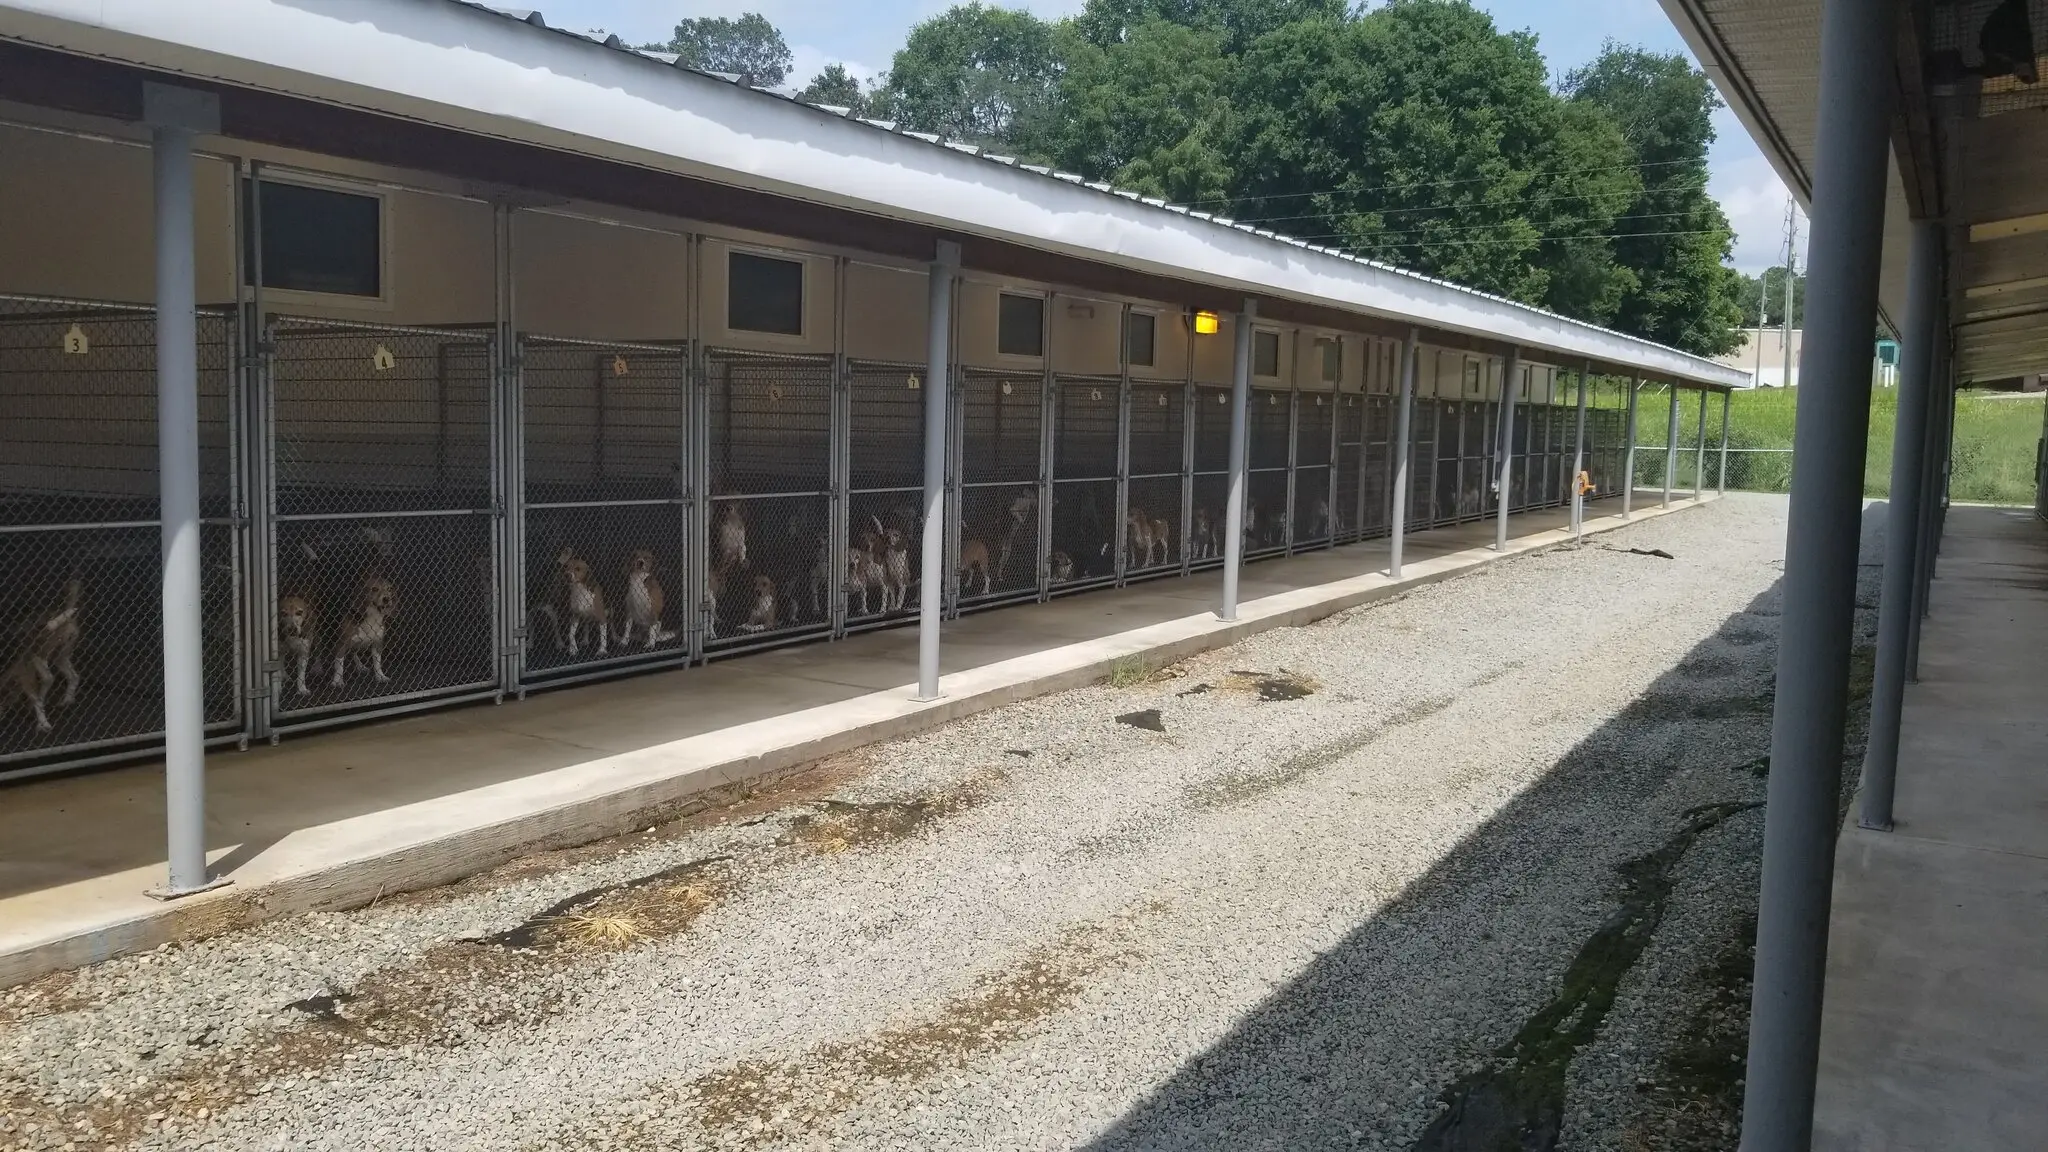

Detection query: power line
(1175, 157), (1712, 211)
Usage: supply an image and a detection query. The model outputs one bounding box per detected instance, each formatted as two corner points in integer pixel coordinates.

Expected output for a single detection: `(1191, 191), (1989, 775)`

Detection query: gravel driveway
(1, 494), (1861, 1152)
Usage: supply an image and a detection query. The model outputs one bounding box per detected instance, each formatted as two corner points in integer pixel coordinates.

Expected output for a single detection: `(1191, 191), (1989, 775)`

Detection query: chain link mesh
(955, 368), (1044, 606)
(1052, 375), (1120, 480)
(519, 338), (690, 680)
(267, 318), (496, 718)
(0, 297), (238, 772)
(1334, 394), (1366, 542)
(846, 360), (930, 625)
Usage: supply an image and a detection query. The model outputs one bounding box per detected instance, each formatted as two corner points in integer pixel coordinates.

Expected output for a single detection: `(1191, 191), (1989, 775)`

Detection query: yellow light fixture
(1192, 310), (1221, 335)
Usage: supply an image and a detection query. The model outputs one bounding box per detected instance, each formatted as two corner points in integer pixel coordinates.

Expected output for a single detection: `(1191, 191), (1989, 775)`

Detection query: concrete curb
(0, 497), (1708, 988)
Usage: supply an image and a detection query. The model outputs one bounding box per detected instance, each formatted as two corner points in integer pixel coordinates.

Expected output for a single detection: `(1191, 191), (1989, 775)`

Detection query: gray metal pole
(1909, 313), (1950, 680)
(1623, 376), (1639, 519)
(1859, 219), (1941, 833)
(146, 84), (220, 898)
(1494, 348), (1521, 551)
(1390, 327), (1417, 578)
(1572, 363), (1589, 540)
(1663, 384), (1680, 508)
(1740, 0), (1898, 1141)
(1220, 300), (1255, 620)
(1719, 390), (1733, 494)
(1695, 389), (1709, 499)
(916, 241), (959, 701)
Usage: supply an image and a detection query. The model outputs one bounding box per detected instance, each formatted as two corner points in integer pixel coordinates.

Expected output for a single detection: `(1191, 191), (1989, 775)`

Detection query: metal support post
(1220, 299), (1255, 620)
(1740, 0), (1899, 1141)
(1907, 317), (1949, 681)
(1623, 376), (1639, 519)
(1494, 348), (1521, 551)
(916, 241), (959, 701)
(1718, 390), (1733, 495)
(1390, 328), (1417, 578)
(1859, 219), (1941, 833)
(146, 83), (224, 898)
(1663, 385), (1681, 507)
(1694, 389), (1708, 499)
(1572, 363), (1589, 540)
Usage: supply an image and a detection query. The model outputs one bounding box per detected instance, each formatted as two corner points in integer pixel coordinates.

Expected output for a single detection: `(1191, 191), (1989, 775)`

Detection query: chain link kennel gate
(1123, 378), (1186, 581)
(950, 367), (1045, 610)
(514, 336), (692, 689)
(845, 359), (928, 630)
(0, 296), (241, 778)
(259, 317), (500, 733)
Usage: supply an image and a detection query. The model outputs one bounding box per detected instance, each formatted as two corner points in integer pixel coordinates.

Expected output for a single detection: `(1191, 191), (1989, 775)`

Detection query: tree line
(648, 1), (1749, 357)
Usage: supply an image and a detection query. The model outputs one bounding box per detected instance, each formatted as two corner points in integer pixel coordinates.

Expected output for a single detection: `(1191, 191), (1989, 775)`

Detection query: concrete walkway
(0, 495), (1703, 987)
(1817, 505), (2048, 1150)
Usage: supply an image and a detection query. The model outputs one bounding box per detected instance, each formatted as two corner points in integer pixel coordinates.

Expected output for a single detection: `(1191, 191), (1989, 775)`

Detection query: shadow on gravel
(1075, 568), (1812, 1152)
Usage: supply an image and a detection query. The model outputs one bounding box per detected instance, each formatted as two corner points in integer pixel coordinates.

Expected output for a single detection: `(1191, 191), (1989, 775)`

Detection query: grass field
(1630, 383), (2045, 504)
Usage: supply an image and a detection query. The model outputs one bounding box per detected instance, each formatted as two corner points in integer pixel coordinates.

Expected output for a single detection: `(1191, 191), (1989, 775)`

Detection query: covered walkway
(0, 494), (1701, 987)
(1818, 505), (2048, 1149)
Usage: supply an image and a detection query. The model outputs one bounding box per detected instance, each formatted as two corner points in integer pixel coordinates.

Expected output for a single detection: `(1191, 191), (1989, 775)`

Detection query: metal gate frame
(256, 315), (503, 738)
(510, 334), (694, 693)
(0, 295), (245, 780)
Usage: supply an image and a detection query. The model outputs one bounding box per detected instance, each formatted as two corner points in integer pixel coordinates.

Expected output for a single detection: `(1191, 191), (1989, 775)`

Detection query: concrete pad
(0, 497), (1702, 987)
(1817, 506), (2048, 1150)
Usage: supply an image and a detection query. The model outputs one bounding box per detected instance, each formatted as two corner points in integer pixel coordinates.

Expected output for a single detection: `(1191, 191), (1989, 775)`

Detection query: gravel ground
(0, 494), (1839, 1152)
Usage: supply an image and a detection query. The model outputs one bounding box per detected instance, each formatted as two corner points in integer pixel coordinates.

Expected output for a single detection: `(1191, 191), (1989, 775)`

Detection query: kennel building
(0, 2), (1746, 894)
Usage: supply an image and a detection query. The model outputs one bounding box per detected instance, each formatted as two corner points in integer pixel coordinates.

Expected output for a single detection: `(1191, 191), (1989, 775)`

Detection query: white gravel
(0, 495), (1814, 1152)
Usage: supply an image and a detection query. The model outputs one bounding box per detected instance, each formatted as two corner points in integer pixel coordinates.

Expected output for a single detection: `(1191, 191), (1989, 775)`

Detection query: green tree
(796, 63), (872, 116)
(1732, 265), (1806, 328)
(1564, 44), (1743, 354)
(648, 13), (792, 87)
(1044, 18), (1237, 203)
(1227, 2), (1634, 308)
(1073, 0), (1347, 54)
(871, 4), (1066, 151)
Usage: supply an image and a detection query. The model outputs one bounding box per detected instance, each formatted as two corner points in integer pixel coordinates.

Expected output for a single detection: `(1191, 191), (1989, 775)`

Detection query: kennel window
(728, 251), (805, 336)
(1463, 359), (1482, 396)
(1126, 311), (1156, 368)
(1253, 330), (1281, 379)
(999, 293), (1045, 358)
(243, 178), (382, 298)
(1317, 338), (1341, 384)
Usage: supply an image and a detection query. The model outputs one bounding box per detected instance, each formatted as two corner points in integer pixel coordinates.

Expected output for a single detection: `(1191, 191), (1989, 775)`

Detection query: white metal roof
(0, 0), (1750, 388)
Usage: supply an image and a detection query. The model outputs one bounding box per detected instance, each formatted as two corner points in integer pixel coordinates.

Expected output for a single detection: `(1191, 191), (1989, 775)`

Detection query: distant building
(1716, 328), (1900, 389)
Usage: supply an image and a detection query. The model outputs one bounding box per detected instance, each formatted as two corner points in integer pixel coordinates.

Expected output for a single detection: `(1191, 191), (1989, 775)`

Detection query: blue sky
(534, 0), (1800, 272)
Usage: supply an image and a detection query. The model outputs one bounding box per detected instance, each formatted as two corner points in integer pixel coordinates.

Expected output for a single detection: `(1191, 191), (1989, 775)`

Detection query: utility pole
(1753, 271), (1770, 387)
(1782, 199), (1800, 389)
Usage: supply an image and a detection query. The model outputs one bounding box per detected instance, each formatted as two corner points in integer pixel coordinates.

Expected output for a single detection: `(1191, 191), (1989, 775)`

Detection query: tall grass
(1629, 383), (2043, 504)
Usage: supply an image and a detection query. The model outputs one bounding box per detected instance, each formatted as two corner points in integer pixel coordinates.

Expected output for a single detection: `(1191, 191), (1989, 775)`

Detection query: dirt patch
(0, 968), (93, 1026)
(611, 911), (1151, 1148)
(378, 750), (872, 913)
(476, 855), (729, 950)
(1620, 915), (1756, 1151)
(778, 769), (1001, 856)
(1183, 694), (1455, 809)
(1218, 669), (1322, 701)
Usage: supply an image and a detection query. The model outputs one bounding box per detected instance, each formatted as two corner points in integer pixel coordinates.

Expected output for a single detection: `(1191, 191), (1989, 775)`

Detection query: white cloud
(1707, 109), (1808, 275)
(783, 44), (880, 94)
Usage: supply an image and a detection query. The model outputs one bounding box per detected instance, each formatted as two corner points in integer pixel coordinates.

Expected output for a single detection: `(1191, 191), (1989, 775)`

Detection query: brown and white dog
(330, 576), (396, 689)
(1127, 508), (1159, 570)
(845, 542), (887, 617)
(738, 575), (779, 634)
(278, 594), (318, 698)
(873, 517), (912, 612)
(705, 562), (729, 639)
(715, 502), (748, 572)
(1191, 507), (1217, 560)
(558, 550), (609, 658)
(958, 538), (993, 598)
(617, 550), (674, 649)
(1048, 550), (1075, 584)
(2, 579), (82, 733)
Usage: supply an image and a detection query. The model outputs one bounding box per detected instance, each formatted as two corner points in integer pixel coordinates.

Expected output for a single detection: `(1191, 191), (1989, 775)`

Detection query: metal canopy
(0, 0), (1745, 388)
(1664, 0), (2048, 386)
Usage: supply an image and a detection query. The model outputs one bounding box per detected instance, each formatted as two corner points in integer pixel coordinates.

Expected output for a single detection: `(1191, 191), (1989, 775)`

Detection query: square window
(1253, 330), (1281, 378)
(1317, 338), (1342, 384)
(999, 293), (1045, 357)
(244, 178), (381, 298)
(728, 251), (805, 336)
(1126, 312), (1156, 368)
